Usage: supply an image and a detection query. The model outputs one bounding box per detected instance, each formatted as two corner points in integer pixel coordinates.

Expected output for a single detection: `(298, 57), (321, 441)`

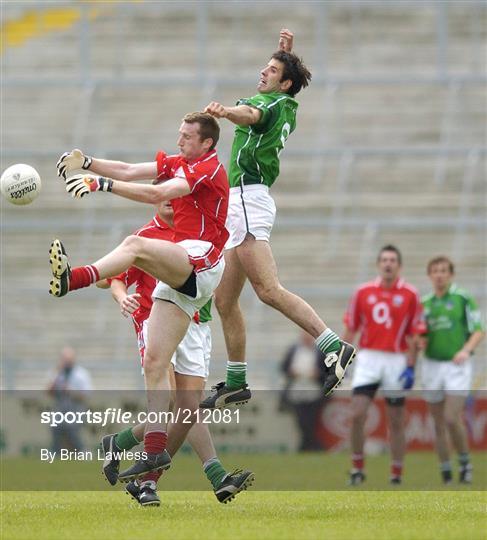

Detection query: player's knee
(144, 350), (168, 378)
(214, 289), (233, 316)
(174, 394), (199, 417)
(121, 234), (144, 256)
(444, 410), (461, 428)
(254, 283), (282, 307)
(388, 416), (404, 433)
(433, 419), (447, 437)
(350, 407), (367, 424)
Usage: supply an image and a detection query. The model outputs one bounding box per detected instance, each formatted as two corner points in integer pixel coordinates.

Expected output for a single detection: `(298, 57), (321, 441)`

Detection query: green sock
(440, 460), (452, 472)
(114, 428), (140, 451)
(204, 458), (227, 489)
(458, 452), (470, 468)
(226, 361), (247, 389)
(315, 328), (341, 354)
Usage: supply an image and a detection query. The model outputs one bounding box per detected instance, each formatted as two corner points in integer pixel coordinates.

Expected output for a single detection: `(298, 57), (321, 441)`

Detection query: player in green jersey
(202, 30), (356, 408)
(420, 256), (485, 484)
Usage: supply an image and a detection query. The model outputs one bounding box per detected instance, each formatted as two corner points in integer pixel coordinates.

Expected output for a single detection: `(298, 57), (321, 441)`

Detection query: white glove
(56, 149), (92, 179)
(65, 174), (112, 198)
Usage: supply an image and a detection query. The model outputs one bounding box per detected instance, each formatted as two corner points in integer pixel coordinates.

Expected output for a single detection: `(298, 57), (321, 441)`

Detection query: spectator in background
(420, 256), (485, 484)
(343, 245), (424, 486)
(46, 346), (93, 452)
(281, 330), (327, 451)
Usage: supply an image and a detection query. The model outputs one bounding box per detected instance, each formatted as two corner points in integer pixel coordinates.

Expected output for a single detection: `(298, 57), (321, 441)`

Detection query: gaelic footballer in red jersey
(155, 150), (228, 253)
(102, 209), (201, 369)
(97, 203), (254, 503)
(342, 245), (425, 487)
(344, 278), (425, 353)
(103, 211), (175, 367)
(51, 112), (229, 482)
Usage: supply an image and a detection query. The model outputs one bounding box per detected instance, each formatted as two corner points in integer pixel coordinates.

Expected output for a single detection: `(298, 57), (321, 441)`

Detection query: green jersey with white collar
(228, 92), (298, 189)
(421, 284), (484, 361)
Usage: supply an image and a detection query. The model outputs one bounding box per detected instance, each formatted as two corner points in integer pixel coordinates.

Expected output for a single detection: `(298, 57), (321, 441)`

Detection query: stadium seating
(2, 2), (485, 390)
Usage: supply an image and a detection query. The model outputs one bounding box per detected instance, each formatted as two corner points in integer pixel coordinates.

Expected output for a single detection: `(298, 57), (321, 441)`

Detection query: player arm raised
(204, 102), (262, 127)
(63, 173), (191, 204)
(278, 28), (294, 52)
(57, 149), (157, 181)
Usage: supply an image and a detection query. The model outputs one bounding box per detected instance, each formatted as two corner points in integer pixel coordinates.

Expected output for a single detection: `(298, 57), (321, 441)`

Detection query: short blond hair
(427, 256), (455, 275)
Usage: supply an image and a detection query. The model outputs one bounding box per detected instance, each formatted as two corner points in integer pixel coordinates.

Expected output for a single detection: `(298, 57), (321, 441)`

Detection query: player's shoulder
(134, 219), (171, 239)
(356, 280), (378, 292)
(397, 279), (420, 296)
(421, 292), (434, 304)
(241, 92), (293, 108)
(192, 151), (226, 178)
(449, 284), (473, 301)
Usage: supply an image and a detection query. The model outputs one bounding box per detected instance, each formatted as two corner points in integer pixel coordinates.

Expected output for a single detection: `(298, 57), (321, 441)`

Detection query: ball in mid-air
(1, 163), (41, 205)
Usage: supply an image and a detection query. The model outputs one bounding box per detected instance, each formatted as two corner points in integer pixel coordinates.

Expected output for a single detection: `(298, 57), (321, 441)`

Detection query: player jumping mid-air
(201, 29), (356, 409)
(52, 112), (229, 482)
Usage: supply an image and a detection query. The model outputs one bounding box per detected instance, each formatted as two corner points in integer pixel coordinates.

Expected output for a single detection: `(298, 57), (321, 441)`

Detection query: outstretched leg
(237, 236), (355, 395)
(49, 236), (193, 297)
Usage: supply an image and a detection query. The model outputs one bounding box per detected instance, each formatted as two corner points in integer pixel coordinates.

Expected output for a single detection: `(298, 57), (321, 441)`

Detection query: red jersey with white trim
(155, 150), (229, 253)
(108, 215), (173, 325)
(344, 277), (426, 352)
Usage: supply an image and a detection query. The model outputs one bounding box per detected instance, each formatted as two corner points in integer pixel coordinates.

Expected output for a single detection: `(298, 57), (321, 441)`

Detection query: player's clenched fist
(56, 149), (92, 179)
(279, 28), (294, 52)
(204, 102), (228, 119)
(65, 174), (113, 198)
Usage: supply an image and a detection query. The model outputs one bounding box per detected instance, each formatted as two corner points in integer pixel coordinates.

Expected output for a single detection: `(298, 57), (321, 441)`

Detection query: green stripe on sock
(204, 460), (227, 489)
(114, 428), (140, 451)
(226, 362), (247, 389)
(316, 330), (341, 354)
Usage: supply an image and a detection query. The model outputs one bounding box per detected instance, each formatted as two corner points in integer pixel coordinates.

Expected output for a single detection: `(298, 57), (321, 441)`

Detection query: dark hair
(270, 50), (312, 97)
(377, 244), (402, 265)
(427, 255), (455, 275)
(182, 112), (220, 150)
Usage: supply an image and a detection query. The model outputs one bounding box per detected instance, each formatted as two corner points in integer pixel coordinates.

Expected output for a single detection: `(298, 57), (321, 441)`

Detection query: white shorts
(225, 185), (276, 249)
(351, 349), (408, 398)
(421, 357), (472, 403)
(141, 320), (211, 379)
(152, 239), (225, 319)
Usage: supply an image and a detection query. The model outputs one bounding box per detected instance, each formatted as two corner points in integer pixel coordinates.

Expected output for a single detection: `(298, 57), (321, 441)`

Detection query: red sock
(352, 453), (364, 471)
(144, 431), (167, 454)
(69, 265), (100, 291)
(140, 470), (163, 484)
(391, 461), (403, 478)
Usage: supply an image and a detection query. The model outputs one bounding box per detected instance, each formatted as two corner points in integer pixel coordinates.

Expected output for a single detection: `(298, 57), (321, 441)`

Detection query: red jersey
(344, 277), (425, 352)
(156, 150), (229, 253)
(108, 215), (172, 325)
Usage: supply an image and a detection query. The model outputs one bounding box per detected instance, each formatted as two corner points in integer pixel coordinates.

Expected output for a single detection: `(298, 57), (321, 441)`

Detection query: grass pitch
(1, 453), (486, 539)
(2, 491), (485, 540)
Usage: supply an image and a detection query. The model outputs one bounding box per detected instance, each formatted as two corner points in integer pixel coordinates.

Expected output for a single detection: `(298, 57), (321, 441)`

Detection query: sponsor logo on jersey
(393, 295), (404, 306)
(367, 294), (377, 304)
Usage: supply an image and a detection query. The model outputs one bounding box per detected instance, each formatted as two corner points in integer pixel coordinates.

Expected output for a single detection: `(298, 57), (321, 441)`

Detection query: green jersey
(422, 284), (484, 361)
(199, 298), (212, 324)
(228, 92), (298, 188)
